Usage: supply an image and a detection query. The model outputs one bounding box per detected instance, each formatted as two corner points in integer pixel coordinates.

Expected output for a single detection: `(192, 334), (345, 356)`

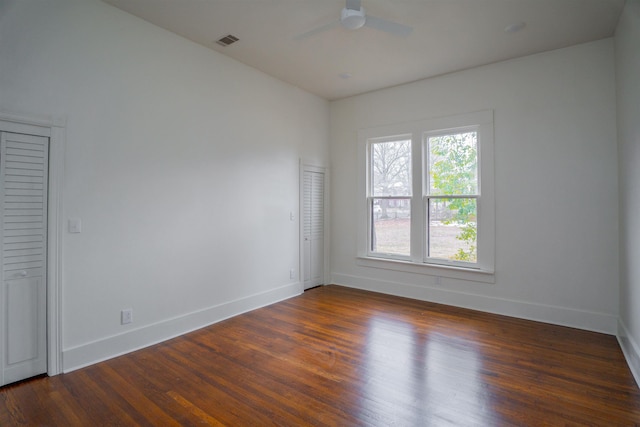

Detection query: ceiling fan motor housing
(341, 7), (366, 30)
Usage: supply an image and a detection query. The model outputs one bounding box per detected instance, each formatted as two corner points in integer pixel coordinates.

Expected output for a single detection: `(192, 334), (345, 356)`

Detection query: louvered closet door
(0, 132), (48, 386)
(303, 170), (324, 290)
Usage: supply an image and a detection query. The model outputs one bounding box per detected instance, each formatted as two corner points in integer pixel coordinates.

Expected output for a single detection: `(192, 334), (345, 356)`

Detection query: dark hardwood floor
(1, 285), (639, 426)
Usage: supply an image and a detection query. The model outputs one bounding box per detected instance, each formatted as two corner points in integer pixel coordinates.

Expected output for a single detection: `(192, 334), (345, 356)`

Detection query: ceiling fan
(294, 0), (413, 40)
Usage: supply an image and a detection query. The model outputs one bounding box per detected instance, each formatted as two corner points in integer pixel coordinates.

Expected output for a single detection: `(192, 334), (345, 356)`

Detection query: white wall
(0, 0), (329, 371)
(330, 39), (619, 333)
(616, 0), (640, 385)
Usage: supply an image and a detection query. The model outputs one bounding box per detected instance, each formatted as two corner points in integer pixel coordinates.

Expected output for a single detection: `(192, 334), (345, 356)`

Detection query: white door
(0, 132), (48, 386)
(303, 169), (324, 289)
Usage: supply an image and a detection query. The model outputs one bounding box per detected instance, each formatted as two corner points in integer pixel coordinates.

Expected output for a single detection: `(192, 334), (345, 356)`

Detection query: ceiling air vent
(216, 35), (239, 47)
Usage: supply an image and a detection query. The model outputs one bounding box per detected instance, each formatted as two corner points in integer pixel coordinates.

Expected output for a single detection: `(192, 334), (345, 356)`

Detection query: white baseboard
(62, 282), (302, 373)
(617, 319), (640, 388)
(332, 273), (617, 334)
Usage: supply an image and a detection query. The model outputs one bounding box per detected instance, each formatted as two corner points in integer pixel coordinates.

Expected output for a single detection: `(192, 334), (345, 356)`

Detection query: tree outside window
(427, 131), (478, 263)
(371, 139), (411, 256)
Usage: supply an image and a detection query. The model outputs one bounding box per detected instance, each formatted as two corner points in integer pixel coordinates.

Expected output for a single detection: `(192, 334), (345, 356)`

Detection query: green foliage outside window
(429, 132), (478, 262)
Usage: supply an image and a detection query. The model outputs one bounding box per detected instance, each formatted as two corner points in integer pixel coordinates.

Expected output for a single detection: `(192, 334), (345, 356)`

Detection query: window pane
(428, 132), (477, 196)
(428, 198), (477, 262)
(372, 140), (411, 197)
(372, 198), (410, 256)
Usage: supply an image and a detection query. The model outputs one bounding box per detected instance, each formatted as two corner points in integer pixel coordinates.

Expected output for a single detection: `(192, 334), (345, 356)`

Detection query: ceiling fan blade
(365, 15), (413, 37)
(293, 20), (340, 41)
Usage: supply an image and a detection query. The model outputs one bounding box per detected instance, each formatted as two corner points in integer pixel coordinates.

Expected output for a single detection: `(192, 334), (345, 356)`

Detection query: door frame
(299, 160), (330, 290)
(0, 111), (64, 377)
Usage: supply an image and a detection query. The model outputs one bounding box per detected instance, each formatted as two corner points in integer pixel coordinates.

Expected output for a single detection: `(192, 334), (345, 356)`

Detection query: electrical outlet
(290, 269), (295, 279)
(68, 218), (82, 233)
(121, 308), (133, 325)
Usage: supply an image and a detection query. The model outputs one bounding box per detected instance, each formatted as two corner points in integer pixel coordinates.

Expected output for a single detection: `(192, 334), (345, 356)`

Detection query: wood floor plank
(73, 369), (150, 426)
(166, 390), (227, 426)
(0, 384), (30, 425)
(155, 339), (293, 426)
(0, 285), (639, 426)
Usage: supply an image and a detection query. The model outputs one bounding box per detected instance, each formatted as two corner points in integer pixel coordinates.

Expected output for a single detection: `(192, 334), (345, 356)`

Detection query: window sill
(356, 256), (495, 284)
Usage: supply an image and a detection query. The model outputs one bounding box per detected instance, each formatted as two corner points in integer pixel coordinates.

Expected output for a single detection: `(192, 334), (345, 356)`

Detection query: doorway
(302, 165), (326, 290)
(0, 112), (63, 384)
(0, 131), (49, 386)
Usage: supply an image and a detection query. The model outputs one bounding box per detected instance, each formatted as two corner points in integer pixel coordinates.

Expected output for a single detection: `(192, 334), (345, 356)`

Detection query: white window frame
(367, 134), (413, 262)
(424, 125), (480, 269)
(357, 111), (495, 283)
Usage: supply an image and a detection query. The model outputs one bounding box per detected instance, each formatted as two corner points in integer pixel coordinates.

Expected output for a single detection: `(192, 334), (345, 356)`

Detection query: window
(358, 111), (494, 281)
(426, 129), (478, 265)
(370, 137), (411, 257)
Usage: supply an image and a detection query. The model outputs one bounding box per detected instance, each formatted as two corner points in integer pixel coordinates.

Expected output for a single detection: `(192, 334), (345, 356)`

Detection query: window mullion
(410, 132), (423, 262)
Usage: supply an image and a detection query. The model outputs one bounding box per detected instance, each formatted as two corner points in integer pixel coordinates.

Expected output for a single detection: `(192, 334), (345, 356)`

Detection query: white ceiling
(102, 0), (624, 100)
